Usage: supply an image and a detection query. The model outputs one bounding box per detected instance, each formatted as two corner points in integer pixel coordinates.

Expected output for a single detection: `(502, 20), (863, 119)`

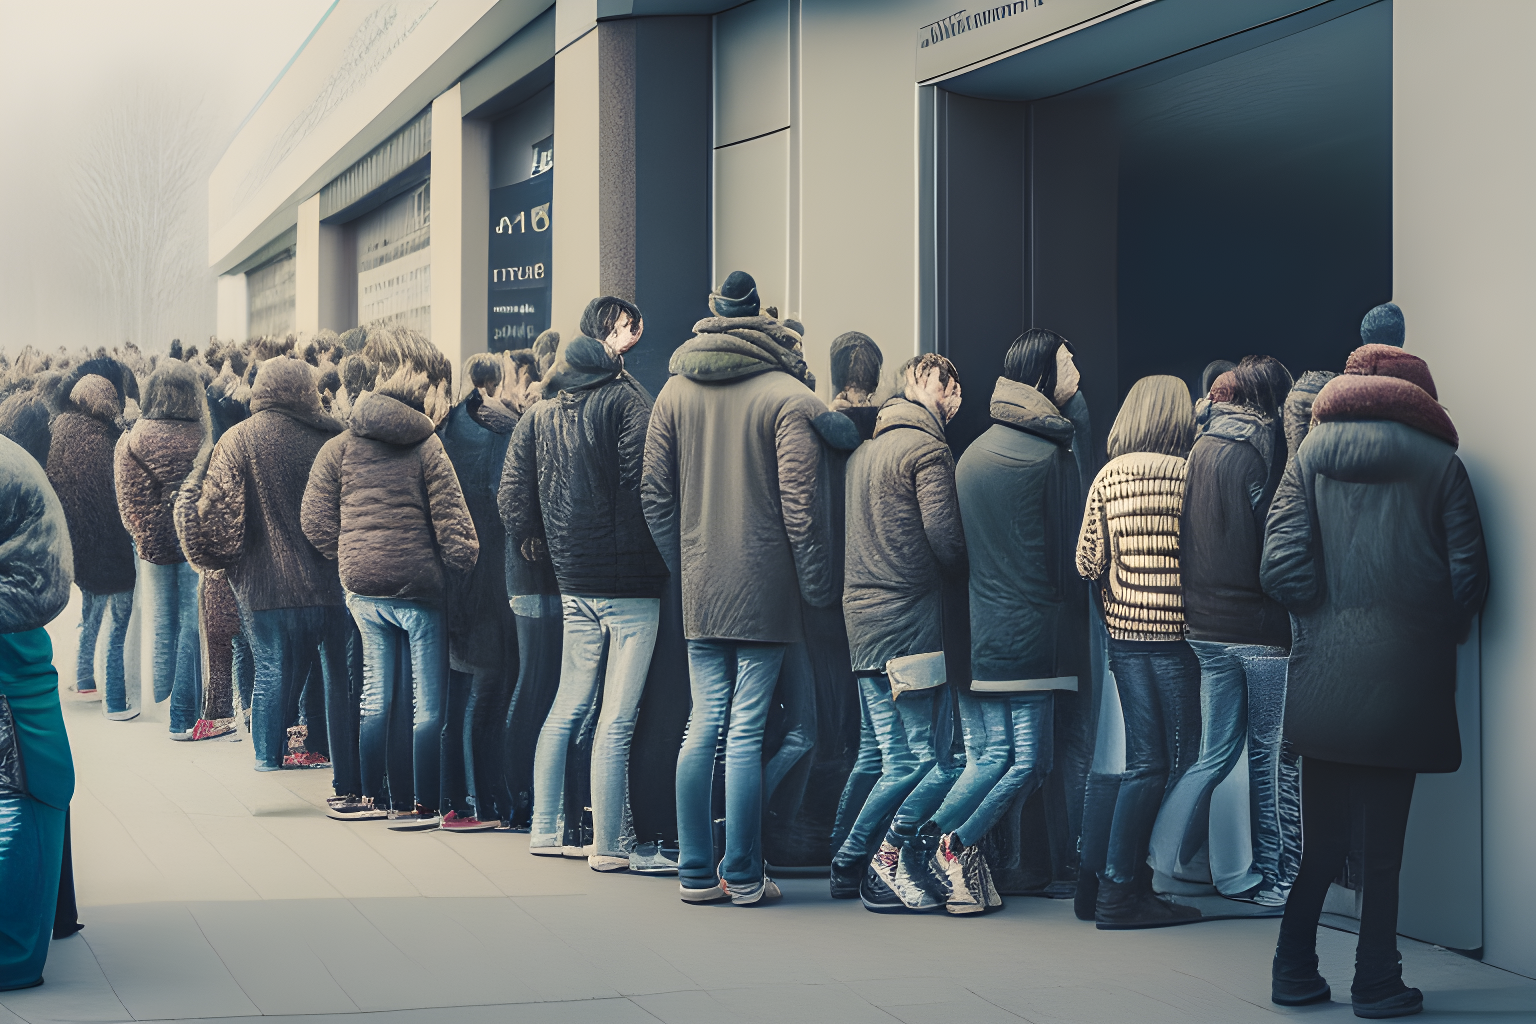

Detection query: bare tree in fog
(74, 85), (212, 351)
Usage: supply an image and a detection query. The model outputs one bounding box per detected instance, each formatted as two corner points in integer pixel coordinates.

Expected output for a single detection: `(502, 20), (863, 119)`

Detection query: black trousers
(1278, 757), (1416, 982)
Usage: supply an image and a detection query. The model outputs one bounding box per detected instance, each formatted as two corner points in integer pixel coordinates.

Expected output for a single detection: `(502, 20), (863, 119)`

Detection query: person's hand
(520, 537), (546, 563)
(907, 364), (961, 424)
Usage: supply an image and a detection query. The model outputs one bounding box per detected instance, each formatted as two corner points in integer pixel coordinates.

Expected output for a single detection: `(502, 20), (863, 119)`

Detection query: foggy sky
(0, 0), (334, 359)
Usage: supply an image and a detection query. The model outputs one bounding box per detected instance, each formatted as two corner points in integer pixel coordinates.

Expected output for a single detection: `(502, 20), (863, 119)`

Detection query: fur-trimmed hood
(349, 391), (435, 446)
(249, 358), (339, 434)
(990, 376), (1072, 445)
(1313, 374), (1457, 447)
(0, 433), (73, 631)
(670, 316), (811, 385)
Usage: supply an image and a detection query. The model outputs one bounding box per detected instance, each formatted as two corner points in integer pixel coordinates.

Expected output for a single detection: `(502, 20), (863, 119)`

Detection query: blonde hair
(1107, 375), (1195, 460)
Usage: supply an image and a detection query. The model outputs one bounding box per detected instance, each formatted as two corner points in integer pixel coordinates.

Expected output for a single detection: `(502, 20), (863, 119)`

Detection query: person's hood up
(248, 358), (340, 433)
(350, 390), (436, 446)
(1344, 343), (1437, 400)
(68, 374), (121, 423)
(670, 316), (811, 385)
(1313, 352), (1456, 447)
(873, 395), (946, 444)
(142, 361), (205, 422)
(1203, 400), (1275, 467)
(547, 334), (623, 393)
(990, 376), (1072, 445)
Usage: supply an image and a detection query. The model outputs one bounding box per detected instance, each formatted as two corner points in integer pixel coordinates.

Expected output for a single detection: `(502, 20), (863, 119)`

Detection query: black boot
(1352, 953), (1422, 1019)
(829, 858), (863, 899)
(1271, 952), (1331, 1006)
(1095, 877), (1203, 929)
(1075, 773), (1119, 922)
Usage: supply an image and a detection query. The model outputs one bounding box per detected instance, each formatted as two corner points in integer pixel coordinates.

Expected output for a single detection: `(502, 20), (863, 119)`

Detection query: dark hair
(902, 352), (960, 390)
(340, 354), (377, 401)
(141, 361), (206, 422)
(1231, 355), (1293, 420)
(465, 352), (503, 390)
(1002, 328), (1071, 396)
(581, 296), (643, 342)
(830, 332), (883, 394)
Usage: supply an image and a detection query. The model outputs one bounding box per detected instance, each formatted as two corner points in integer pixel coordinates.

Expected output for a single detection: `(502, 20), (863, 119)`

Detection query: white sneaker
(679, 882), (726, 903)
(589, 855), (629, 872)
(105, 708), (140, 722)
(529, 835), (562, 856)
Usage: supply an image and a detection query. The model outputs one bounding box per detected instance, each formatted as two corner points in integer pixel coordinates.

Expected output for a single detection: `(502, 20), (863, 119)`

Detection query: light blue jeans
(1150, 641), (1287, 894)
(530, 596), (659, 858)
(933, 690), (1054, 848)
(78, 589), (133, 712)
(833, 675), (959, 866)
(143, 560), (202, 732)
(676, 640), (787, 890)
(348, 595), (447, 811)
(829, 689), (883, 858)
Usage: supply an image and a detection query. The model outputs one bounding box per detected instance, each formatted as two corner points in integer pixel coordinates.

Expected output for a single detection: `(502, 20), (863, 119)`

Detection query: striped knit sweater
(1075, 451), (1187, 641)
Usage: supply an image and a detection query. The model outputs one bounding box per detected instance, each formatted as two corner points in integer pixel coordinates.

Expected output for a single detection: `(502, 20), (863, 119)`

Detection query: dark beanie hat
(1360, 302), (1405, 348)
(1345, 343), (1438, 400)
(708, 271), (760, 318)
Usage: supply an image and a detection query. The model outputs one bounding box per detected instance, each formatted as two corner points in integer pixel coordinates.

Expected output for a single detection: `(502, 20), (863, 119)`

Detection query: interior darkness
(938, 1), (1392, 452)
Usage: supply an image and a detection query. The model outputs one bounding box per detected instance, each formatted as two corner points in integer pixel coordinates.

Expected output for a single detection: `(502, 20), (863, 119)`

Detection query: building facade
(209, 0), (1536, 976)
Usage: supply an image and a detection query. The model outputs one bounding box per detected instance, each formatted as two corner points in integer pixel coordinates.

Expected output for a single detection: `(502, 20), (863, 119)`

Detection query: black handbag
(0, 694), (28, 797)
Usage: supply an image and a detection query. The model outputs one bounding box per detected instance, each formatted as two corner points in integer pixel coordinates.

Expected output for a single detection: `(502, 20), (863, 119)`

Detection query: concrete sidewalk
(3, 648), (1532, 1024)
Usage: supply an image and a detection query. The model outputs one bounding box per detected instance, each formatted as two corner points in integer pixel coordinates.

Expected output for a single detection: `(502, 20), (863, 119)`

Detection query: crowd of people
(0, 275), (1486, 1018)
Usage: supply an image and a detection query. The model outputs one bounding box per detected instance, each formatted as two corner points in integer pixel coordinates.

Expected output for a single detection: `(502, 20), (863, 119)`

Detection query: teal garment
(0, 795), (65, 990)
(0, 627), (74, 811)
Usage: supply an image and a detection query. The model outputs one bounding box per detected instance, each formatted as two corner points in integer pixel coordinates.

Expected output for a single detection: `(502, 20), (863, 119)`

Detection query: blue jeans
(0, 796), (66, 991)
(763, 641), (817, 805)
(833, 675), (959, 865)
(142, 560), (202, 732)
(934, 690), (1054, 848)
(829, 688), (883, 858)
(1103, 638), (1202, 885)
(531, 596), (659, 857)
(78, 589), (133, 712)
(349, 595), (448, 811)
(1246, 653), (1301, 895)
(241, 604), (355, 784)
(504, 595), (565, 827)
(676, 640), (786, 890)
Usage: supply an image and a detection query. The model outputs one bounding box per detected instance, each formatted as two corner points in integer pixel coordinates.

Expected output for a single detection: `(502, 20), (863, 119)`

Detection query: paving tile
(185, 902), (360, 1016)
(0, 933), (132, 1024)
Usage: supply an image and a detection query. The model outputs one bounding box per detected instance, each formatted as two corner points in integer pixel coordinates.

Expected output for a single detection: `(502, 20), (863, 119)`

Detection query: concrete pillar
(552, 17), (601, 349)
(298, 196), (357, 337)
(431, 83), (494, 387)
(1394, 0), (1536, 977)
(295, 196), (322, 336)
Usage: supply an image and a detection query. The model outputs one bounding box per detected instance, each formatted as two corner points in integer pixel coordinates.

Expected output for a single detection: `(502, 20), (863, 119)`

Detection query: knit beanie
(1345, 343), (1438, 400)
(708, 271), (760, 318)
(1360, 302), (1405, 348)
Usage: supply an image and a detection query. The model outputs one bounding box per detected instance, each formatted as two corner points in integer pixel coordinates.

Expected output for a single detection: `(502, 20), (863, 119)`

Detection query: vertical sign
(488, 171), (552, 352)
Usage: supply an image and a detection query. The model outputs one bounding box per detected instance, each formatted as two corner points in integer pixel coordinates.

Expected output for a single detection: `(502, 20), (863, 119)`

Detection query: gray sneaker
(873, 833), (942, 912)
(937, 832), (984, 915)
(629, 842), (680, 875)
(726, 874), (782, 906)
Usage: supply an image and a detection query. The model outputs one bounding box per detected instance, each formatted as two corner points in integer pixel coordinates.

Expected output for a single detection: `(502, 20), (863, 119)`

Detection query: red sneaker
(283, 751), (332, 769)
(440, 811), (501, 833)
(190, 718), (237, 741)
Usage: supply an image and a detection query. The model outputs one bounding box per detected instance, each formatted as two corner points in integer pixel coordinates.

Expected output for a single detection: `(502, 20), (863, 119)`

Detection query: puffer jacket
(116, 418), (203, 564)
(177, 359), (344, 612)
(642, 315), (834, 643)
(843, 396), (966, 672)
(502, 336), (667, 599)
(1076, 451), (1187, 641)
(302, 390), (478, 606)
(1282, 370), (1336, 465)
(1181, 402), (1290, 647)
(46, 378), (135, 595)
(442, 392), (516, 670)
(0, 433), (73, 632)
(1262, 359), (1486, 773)
(958, 377), (1087, 686)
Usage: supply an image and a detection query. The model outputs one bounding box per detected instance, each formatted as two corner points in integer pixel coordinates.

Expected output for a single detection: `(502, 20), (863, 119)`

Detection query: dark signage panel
(488, 171), (552, 352)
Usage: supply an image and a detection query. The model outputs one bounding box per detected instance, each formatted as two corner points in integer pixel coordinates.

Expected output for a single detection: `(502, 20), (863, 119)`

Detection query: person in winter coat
(196, 364), (253, 734)
(116, 362), (209, 738)
(1074, 374), (1203, 930)
(833, 354), (968, 913)
(47, 375), (136, 718)
(1262, 345), (1486, 1017)
(917, 330), (1091, 915)
(505, 296), (668, 869)
(438, 354), (519, 831)
(0, 374), (67, 469)
(1282, 370), (1336, 466)
(829, 332), (884, 442)
(1151, 356), (1298, 906)
(177, 359), (355, 790)
(0, 433), (74, 991)
(303, 366), (478, 829)
(642, 270), (837, 905)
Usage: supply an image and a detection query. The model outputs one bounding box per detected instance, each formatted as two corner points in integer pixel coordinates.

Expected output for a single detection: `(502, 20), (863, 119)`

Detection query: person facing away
(836, 353), (969, 914)
(302, 363), (478, 830)
(46, 373), (136, 718)
(1152, 355), (1299, 906)
(642, 270), (837, 906)
(115, 361), (207, 739)
(436, 353), (520, 832)
(1262, 343), (1486, 1017)
(1074, 374), (1204, 930)
(923, 330), (1092, 916)
(176, 358), (354, 788)
(503, 296), (668, 870)
(828, 331), (885, 442)
(0, 432), (75, 992)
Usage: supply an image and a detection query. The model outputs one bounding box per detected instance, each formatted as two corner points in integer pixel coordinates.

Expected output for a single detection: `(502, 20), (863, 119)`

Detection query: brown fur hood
(670, 316), (812, 386)
(1312, 345), (1456, 447)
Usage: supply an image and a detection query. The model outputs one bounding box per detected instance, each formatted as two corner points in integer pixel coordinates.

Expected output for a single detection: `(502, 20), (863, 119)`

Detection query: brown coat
(302, 391), (477, 606)
(47, 405), (134, 595)
(115, 418), (202, 564)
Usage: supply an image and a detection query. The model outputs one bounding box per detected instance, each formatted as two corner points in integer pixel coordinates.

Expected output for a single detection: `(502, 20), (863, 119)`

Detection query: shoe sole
(442, 825), (501, 833)
(1351, 995), (1423, 1019)
(861, 895), (939, 914)
(1095, 916), (1204, 930)
(630, 865), (680, 876)
(1271, 985), (1331, 1007)
(945, 901), (986, 915)
(680, 886), (727, 903)
(387, 821), (441, 831)
(328, 811), (389, 821)
(105, 713), (140, 721)
(529, 846), (563, 856)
